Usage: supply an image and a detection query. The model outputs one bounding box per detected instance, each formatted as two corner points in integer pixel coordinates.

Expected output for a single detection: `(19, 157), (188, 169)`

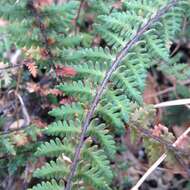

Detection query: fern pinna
(0, 0), (189, 189)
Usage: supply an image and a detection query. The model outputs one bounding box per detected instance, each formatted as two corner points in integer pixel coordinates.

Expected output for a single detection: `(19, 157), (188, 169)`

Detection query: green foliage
(29, 180), (62, 190)
(0, 124), (40, 180)
(0, 0), (190, 189)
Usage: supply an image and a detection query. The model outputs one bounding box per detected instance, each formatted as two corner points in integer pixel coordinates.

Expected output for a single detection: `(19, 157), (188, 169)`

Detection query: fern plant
(30, 0), (189, 189)
(0, 0), (190, 189)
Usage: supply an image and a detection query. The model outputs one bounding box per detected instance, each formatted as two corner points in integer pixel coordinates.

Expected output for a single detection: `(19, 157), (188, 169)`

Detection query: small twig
(0, 124), (33, 136)
(74, 0), (84, 35)
(0, 63), (23, 71)
(131, 153), (167, 190)
(15, 67), (23, 128)
(15, 93), (30, 126)
(170, 42), (180, 57)
(27, 0), (56, 73)
(131, 127), (190, 190)
(65, 1), (181, 189)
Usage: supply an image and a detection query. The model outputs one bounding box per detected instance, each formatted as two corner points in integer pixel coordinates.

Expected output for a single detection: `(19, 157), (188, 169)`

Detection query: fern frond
(94, 24), (125, 49)
(144, 31), (170, 61)
(0, 136), (16, 155)
(57, 35), (83, 48)
(61, 47), (114, 63)
(97, 12), (142, 35)
(45, 120), (81, 137)
(49, 103), (84, 120)
(69, 61), (107, 82)
(78, 165), (112, 190)
(88, 120), (116, 158)
(35, 138), (74, 158)
(29, 180), (62, 190)
(34, 160), (69, 180)
(82, 145), (113, 182)
(161, 0), (187, 41)
(96, 103), (124, 130)
(57, 81), (95, 102)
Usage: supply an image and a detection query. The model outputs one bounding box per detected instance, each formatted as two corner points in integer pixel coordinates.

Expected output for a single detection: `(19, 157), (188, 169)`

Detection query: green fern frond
(78, 165), (112, 190)
(45, 120), (81, 137)
(111, 71), (143, 103)
(144, 32), (170, 61)
(69, 61), (107, 81)
(82, 145), (113, 181)
(35, 138), (74, 158)
(61, 47), (114, 63)
(29, 180), (62, 190)
(94, 24), (125, 49)
(34, 160), (69, 180)
(57, 35), (83, 48)
(0, 136), (16, 155)
(57, 81), (95, 102)
(49, 103), (84, 120)
(103, 90), (130, 122)
(88, 120), (116, 158)
(96, 103), (124, 131)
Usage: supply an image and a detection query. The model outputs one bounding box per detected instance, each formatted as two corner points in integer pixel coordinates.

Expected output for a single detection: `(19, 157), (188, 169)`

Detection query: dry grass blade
(154, 98), (190, 108)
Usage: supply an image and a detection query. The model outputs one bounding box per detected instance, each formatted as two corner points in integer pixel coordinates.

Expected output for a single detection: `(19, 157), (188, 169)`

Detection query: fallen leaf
(24, 59), (38, 78)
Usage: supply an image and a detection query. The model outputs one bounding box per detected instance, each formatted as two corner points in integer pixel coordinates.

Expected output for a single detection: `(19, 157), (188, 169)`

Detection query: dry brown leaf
(24, 59), (38, 78)
(56, 65), (76, 77)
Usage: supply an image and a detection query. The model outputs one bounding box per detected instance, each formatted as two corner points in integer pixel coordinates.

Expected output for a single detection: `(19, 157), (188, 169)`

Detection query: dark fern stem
(74, 0), (85, 35)
(65, 0), (180, 189)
